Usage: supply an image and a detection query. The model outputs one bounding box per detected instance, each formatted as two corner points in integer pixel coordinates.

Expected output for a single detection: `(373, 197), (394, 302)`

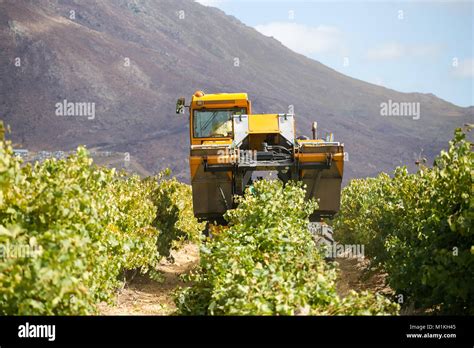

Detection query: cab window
(193, 108), (246, 138)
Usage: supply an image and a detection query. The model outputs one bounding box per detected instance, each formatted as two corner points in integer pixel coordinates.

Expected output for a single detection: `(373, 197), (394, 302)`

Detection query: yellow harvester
(176, 91), (344, 236)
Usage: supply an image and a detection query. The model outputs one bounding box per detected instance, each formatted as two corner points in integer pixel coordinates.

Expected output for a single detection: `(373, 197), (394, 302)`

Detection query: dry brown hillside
(0, 0), (471, 181)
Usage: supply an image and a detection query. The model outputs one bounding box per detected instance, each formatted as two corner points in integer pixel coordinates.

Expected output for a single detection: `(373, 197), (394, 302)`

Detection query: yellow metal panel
(191, 93), (249, 109)
(189, 156), (201, 179)
(248, 114), (279, 133)
(202, 140), (233, 145)
(297, 139), (324, 145)
(189, 155), (233, 180)
(296, 153), (327, 162)
(335, 158), (344, 177)
(194, 93), (248, 102)
(297, 153), (345, 177)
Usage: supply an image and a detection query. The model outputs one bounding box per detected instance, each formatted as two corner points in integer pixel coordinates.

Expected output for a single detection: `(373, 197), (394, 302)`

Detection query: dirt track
(336, 257), (393, 297)
(101, 244), (392, 315)
(100, 243), (199, 315)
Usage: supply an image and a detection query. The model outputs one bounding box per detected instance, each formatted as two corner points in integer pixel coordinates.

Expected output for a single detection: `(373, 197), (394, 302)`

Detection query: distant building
(13, 149), (28, 158)
(53, 151), (65, 159)
(38, 151), (51, 160)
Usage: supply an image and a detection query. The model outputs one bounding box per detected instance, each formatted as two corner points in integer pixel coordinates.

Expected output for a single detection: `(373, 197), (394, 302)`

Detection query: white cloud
(453, 58), (474, 78)
(367, 43), (441, 61)
(254, 22), (346, 56)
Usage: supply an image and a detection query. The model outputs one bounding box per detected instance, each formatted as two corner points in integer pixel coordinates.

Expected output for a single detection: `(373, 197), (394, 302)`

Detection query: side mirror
(176, 97), (186, 114)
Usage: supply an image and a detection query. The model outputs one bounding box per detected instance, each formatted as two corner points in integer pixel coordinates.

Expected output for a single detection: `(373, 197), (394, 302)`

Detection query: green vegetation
(148, 170), (204, 261)
(1, 121), (470, 316)
(175, 180), (399, 315)
(334, 128), (473, 314)
(0, 123), (200, 314)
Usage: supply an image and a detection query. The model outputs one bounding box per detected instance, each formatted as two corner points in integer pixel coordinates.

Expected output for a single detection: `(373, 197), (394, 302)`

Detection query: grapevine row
(175, 180), (399, 315)
(0, 122), (201, 314)
(334, 128), (473, 314)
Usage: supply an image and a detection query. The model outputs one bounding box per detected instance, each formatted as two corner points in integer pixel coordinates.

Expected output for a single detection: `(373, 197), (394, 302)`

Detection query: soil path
(335, 257), (393, 298)
(100, 243), (199, 315)
(101, 244), (393, 315)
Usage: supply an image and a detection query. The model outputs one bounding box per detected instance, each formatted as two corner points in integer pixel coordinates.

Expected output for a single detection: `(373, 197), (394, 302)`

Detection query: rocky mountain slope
(0, 0), (471, 181)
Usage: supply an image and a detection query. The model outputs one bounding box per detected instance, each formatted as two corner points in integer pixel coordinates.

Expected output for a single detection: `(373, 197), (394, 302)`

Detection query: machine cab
(177, 91), (251, 146)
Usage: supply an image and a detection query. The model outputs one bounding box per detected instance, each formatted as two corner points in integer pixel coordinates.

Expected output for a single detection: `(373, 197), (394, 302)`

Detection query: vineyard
(175, 180), (398, 315)
(334, 127), (473, 314)
(0, 122), (202, 315)
(0, 123), (471, 315)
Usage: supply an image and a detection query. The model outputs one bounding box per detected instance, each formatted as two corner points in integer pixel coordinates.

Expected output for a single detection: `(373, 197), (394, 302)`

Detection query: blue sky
(196, 0), (473, 107)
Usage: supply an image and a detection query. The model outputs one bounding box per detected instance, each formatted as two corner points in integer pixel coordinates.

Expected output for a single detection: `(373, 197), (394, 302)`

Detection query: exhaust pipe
(312, 122), (318, 139)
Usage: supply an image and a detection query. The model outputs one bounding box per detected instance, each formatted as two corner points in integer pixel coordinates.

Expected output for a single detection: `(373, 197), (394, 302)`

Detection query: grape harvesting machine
(176, 91), (344, 242)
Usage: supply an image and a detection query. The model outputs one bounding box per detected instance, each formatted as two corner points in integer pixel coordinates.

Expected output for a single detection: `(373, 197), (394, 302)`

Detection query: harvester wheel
(203, 221), (210, 237)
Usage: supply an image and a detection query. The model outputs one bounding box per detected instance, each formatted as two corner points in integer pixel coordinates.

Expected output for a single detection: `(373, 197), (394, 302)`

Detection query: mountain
(0, 0), (471, 182)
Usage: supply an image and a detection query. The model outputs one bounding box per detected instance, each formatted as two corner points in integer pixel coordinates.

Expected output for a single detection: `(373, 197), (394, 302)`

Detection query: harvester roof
(191, 92), (248, 102)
